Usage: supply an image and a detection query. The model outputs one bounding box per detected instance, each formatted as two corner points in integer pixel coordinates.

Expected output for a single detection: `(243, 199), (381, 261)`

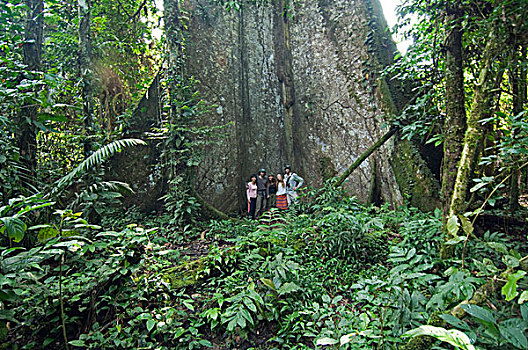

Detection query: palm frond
(54, 138), (146, 193)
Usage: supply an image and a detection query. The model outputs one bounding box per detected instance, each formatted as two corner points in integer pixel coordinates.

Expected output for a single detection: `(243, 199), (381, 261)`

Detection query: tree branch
(333, 127), (398, 188)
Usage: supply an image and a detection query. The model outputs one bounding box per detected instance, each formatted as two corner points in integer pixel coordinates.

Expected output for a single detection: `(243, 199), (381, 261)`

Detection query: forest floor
(5, 189), (528, 349)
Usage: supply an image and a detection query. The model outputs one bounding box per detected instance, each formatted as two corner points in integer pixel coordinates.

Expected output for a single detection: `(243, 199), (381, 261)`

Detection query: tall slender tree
(78, 0), (94, 156)
(509, 45), (527, 213)
(439, 0), (467, 259)
(441, 1), (466, 216)
(447, 24), (506, 218)
(17, 0), (44, 186)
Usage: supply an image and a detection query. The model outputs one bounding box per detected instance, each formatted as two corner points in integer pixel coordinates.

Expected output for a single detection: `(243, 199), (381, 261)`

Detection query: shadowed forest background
(1, 0), (528, 349)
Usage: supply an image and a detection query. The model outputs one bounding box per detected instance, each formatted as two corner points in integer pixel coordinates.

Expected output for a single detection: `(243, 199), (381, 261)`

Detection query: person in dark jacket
(266, 174), (277, 209)
(255, 168), (269, 218)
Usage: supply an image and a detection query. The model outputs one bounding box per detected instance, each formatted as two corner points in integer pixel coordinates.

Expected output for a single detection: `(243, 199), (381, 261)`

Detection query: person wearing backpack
(284, 165), (304, 206)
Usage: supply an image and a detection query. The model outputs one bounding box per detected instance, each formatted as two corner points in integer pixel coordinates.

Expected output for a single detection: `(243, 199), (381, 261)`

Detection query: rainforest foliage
(1, 0), (528, 349)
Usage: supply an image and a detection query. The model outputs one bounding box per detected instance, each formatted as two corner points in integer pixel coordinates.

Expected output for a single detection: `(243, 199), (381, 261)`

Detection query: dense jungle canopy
(1, 0), (528, 349)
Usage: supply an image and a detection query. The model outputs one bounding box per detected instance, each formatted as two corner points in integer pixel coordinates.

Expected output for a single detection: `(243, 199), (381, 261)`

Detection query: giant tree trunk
(17, 0), (44, 186)
(441, 2), (466, 217)
(78, 0), (94, 156)
(446, 27), (505, 220)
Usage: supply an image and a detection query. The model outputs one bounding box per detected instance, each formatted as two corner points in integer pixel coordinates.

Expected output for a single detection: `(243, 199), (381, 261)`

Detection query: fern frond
(54, 138), (146, 193)
(82, 181), (134, 195)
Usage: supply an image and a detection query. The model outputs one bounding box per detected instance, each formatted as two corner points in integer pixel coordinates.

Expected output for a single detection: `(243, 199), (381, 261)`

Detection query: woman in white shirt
(247, 175), (258, 218)
(275, 173), (288, 210)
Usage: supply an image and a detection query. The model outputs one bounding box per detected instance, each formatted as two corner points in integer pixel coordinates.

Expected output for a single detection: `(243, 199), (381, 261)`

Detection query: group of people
(246, 165), (304, 219)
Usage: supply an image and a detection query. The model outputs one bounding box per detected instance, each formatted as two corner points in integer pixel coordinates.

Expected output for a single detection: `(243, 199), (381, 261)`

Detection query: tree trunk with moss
(17, 0), (43, 185)
(439, 2), (466, 259)
(441, 2), (466, 217)
(448, 29), (504, 216)
(441, 26), (506, 258)
(333, 127), (397, 189)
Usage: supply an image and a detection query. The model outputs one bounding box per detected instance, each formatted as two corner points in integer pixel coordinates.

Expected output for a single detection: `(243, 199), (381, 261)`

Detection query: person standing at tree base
(247, 174), (258, 219)
(284, 165), (304, 206)
(255, 168), (269, 218)
(275, 173), (288, 210)
(266, 174), (277, 209)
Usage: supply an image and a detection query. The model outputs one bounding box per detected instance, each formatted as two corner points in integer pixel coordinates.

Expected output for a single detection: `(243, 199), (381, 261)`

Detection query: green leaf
(503, 255), (520, 269)
(459, 215), (473, 235)
(278, 282), (300, 295)
(54, 139), (146, 192)
(0, 216), (26, 242)
(500, 324), (528, 349)
(242, 298), (257, 312)
(502, 271), (526, 301)
(198, 339), (213, 347)
(440, 314), (472, 332)
(406, 248), (417, 260)
(470, 182), (488, 193)
(445, 236), (465, 245)
(183, 300), (194, 311)
(227, 318), (237, 332)
(521, 304), (528, 320)
(340, 333), (353, 345)
(0, 309), (18, 323)
(68, 339), (86, 347)
(260, 278), (276, 291)
(487, 242), (508, 254)
(239, 308), (253, 325)
(146, 319), (156, 332)
(460, 304), (496, 324)
(38, 112), (68, 123)
(446, 215), (459, 237)
(235, 310), (246, 329)
(403, 325), (475, 350)
(316, 337), (339, 345)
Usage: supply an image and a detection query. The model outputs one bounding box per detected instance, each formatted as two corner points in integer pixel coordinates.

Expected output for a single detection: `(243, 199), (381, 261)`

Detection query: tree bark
(17, 0), (44, 186)
(509, 45), (526, 213)
(78, 0), (94, 156)
(441, 2), (466, 217)
(164, 0), (230, 220)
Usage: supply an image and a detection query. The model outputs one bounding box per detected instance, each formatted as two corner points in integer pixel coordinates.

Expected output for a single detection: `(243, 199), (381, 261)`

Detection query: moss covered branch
(333, 127), (397, 189)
